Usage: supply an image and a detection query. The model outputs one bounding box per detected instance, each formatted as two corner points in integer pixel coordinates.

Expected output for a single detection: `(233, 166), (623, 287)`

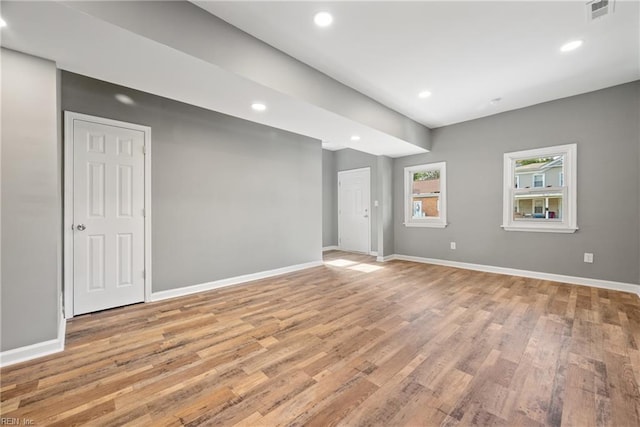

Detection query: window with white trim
(503, 144), (577, 233)
(404, 162), (447, 228)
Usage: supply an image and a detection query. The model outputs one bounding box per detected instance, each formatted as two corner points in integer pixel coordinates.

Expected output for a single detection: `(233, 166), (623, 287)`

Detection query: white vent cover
(586, 0), (615, 21)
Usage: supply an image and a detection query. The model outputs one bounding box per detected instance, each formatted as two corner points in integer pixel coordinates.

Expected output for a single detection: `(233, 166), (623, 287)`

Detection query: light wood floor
(2, 251), (640, 426)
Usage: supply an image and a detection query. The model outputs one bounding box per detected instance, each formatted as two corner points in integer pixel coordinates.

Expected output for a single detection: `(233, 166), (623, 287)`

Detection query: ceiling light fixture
(115, 94), (135, 105)
(350, 135), (361, 141)
(490, 97), (502, 105)
(251, 103), (267, 112)
(560, 40), (583, 52)
(0, 17), (7, 28)
(418, 90), (432, 99)
(314, 12), (333, 28)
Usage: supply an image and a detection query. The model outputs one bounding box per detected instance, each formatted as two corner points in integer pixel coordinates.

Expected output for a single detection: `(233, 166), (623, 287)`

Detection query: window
(502, 144), (577, 233)
(404, 162), (447, 228)
(533, 174), (544, 188)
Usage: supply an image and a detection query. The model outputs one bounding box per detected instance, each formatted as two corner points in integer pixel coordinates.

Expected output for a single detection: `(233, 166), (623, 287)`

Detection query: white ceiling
(0, 1), (427, 157)
(196, 1), (640, 128)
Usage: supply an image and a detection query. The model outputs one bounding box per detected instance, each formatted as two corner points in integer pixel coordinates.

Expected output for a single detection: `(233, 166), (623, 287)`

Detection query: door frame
(337, 167), (371, 254)
(63, 111), (152, 319)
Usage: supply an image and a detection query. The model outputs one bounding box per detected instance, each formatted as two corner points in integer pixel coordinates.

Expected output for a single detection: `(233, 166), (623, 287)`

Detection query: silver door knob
(364, 215), (369, 218)
(76, 224), (86, 231)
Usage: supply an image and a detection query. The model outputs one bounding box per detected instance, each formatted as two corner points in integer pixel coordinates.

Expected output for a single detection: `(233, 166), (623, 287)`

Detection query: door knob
(76, 224), (86, 231)
(364, 215), (369, 218)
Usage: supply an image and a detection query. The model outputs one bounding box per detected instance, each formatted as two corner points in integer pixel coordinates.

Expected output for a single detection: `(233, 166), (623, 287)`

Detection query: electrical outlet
(584, 253), (594, 263)
(450, 242), (456, 250)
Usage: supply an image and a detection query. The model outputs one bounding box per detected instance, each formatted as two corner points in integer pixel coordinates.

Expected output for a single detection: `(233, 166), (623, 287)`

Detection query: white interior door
(71, 116), (146, 315)
(338, 168), (371, 254)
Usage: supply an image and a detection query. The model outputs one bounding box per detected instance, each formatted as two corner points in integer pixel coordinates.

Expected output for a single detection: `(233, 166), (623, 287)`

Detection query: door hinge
(142, 209), (145, 217)
(143, 145), (147, 155)
(142, 270), (146, 279)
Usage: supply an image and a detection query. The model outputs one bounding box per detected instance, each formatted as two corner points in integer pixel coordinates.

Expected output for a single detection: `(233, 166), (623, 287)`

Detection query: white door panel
(72, 119), (145, 315)
(338, 168), (370, 254)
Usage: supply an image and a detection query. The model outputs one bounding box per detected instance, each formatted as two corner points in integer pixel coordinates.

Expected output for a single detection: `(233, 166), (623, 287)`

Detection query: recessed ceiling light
(350, 135), (361, 141)
(490, 97), (502, 105)
(418, 90), (432, 99)
(251, 103), (267, 112)
(314, 12), (333, 27)
(0, 17), (7, 28)
(560, 40), (583, 52)
(115, 94), (135, 105)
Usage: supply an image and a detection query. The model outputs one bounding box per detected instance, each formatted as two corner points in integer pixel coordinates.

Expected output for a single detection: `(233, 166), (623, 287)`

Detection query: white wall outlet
(374, 200), (379, 207)
(584, 253), (594, 263)
(450, 242), (456, 250)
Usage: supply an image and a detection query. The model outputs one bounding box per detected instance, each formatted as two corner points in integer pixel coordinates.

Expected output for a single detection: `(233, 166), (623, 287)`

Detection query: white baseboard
(0, 314), (66, 368)
(370, 251), (378, 257)
(151, 260), (324, 302)
(376, 254), (396, 262)
(383, 254), (640, 297)
(322, 246), (339, 252)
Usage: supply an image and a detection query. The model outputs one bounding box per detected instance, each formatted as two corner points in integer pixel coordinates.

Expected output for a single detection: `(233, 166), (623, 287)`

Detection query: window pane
(412, 170), (440, 218)
(513, 196), (563, 220)
(514, 155), (564, 189)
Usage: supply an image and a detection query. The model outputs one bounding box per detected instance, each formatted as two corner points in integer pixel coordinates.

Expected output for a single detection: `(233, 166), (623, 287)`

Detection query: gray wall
(1, 49), (61, 351)
(394, 82), (640, 285)
(62, 72), (322, 293)
(322, 150), (337, 247)
(335, 149), (379, 253)
(377, 156), (394, 257)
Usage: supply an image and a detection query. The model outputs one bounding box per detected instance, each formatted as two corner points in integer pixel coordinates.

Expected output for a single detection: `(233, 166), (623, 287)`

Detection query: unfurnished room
(1, 1), (639, 426)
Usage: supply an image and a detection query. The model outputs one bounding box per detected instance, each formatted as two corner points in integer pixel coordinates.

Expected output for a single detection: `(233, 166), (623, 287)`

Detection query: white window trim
(404, 161), (447, 228)
(502, 144), (577, 233)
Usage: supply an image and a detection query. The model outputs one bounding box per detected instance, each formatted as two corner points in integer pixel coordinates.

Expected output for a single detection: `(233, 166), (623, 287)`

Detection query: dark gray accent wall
(62, 72), (322, 293)
(335, 149), (379, 253)
(322, 150), (337, 247)
(394, 82), (640, 285)
(1, 49), (61, 351)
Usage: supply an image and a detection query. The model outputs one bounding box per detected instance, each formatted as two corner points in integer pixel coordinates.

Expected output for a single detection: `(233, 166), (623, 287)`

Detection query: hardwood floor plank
(1, 250), (639, 426)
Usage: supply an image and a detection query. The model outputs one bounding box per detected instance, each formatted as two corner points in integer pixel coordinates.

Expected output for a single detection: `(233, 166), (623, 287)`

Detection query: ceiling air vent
(586, 0), (615, 21)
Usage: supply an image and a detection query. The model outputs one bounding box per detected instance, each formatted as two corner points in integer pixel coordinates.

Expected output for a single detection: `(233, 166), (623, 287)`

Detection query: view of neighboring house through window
(533, 173), (545, 188)
(514, 156), (563, 220)
(503, 144), (577, 233)
(404, 162), (447, 228)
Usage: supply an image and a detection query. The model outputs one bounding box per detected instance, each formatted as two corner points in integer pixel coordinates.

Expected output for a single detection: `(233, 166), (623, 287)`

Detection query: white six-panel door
(338, 168), (371, 254)
(69, 115), (147, 315)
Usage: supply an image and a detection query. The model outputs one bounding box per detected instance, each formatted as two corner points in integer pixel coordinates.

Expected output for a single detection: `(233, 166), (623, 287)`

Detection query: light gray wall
(377, 156), (394, 257)
(394, 81), (640, 285)
(62, 72), (322, 293)
(1, 49), (61, 351)
(66, 1), (431, 151)
(322, 150), (337, 248)
(335, 149), (379, 253)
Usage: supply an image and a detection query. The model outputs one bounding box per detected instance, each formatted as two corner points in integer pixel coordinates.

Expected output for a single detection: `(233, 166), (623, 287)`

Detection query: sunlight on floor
(324, 258), (384, 273)
(325, 259), (357, 267)
(348, 263), (384, 273)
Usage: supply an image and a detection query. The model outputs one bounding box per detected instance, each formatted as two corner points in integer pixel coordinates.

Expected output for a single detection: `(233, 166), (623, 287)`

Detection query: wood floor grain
(2, 251), (640, 426)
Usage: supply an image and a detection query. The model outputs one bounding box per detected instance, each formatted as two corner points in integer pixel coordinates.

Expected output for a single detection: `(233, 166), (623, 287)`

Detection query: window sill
(405, 222), (448, 228)
(501, 225), (578, 233)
